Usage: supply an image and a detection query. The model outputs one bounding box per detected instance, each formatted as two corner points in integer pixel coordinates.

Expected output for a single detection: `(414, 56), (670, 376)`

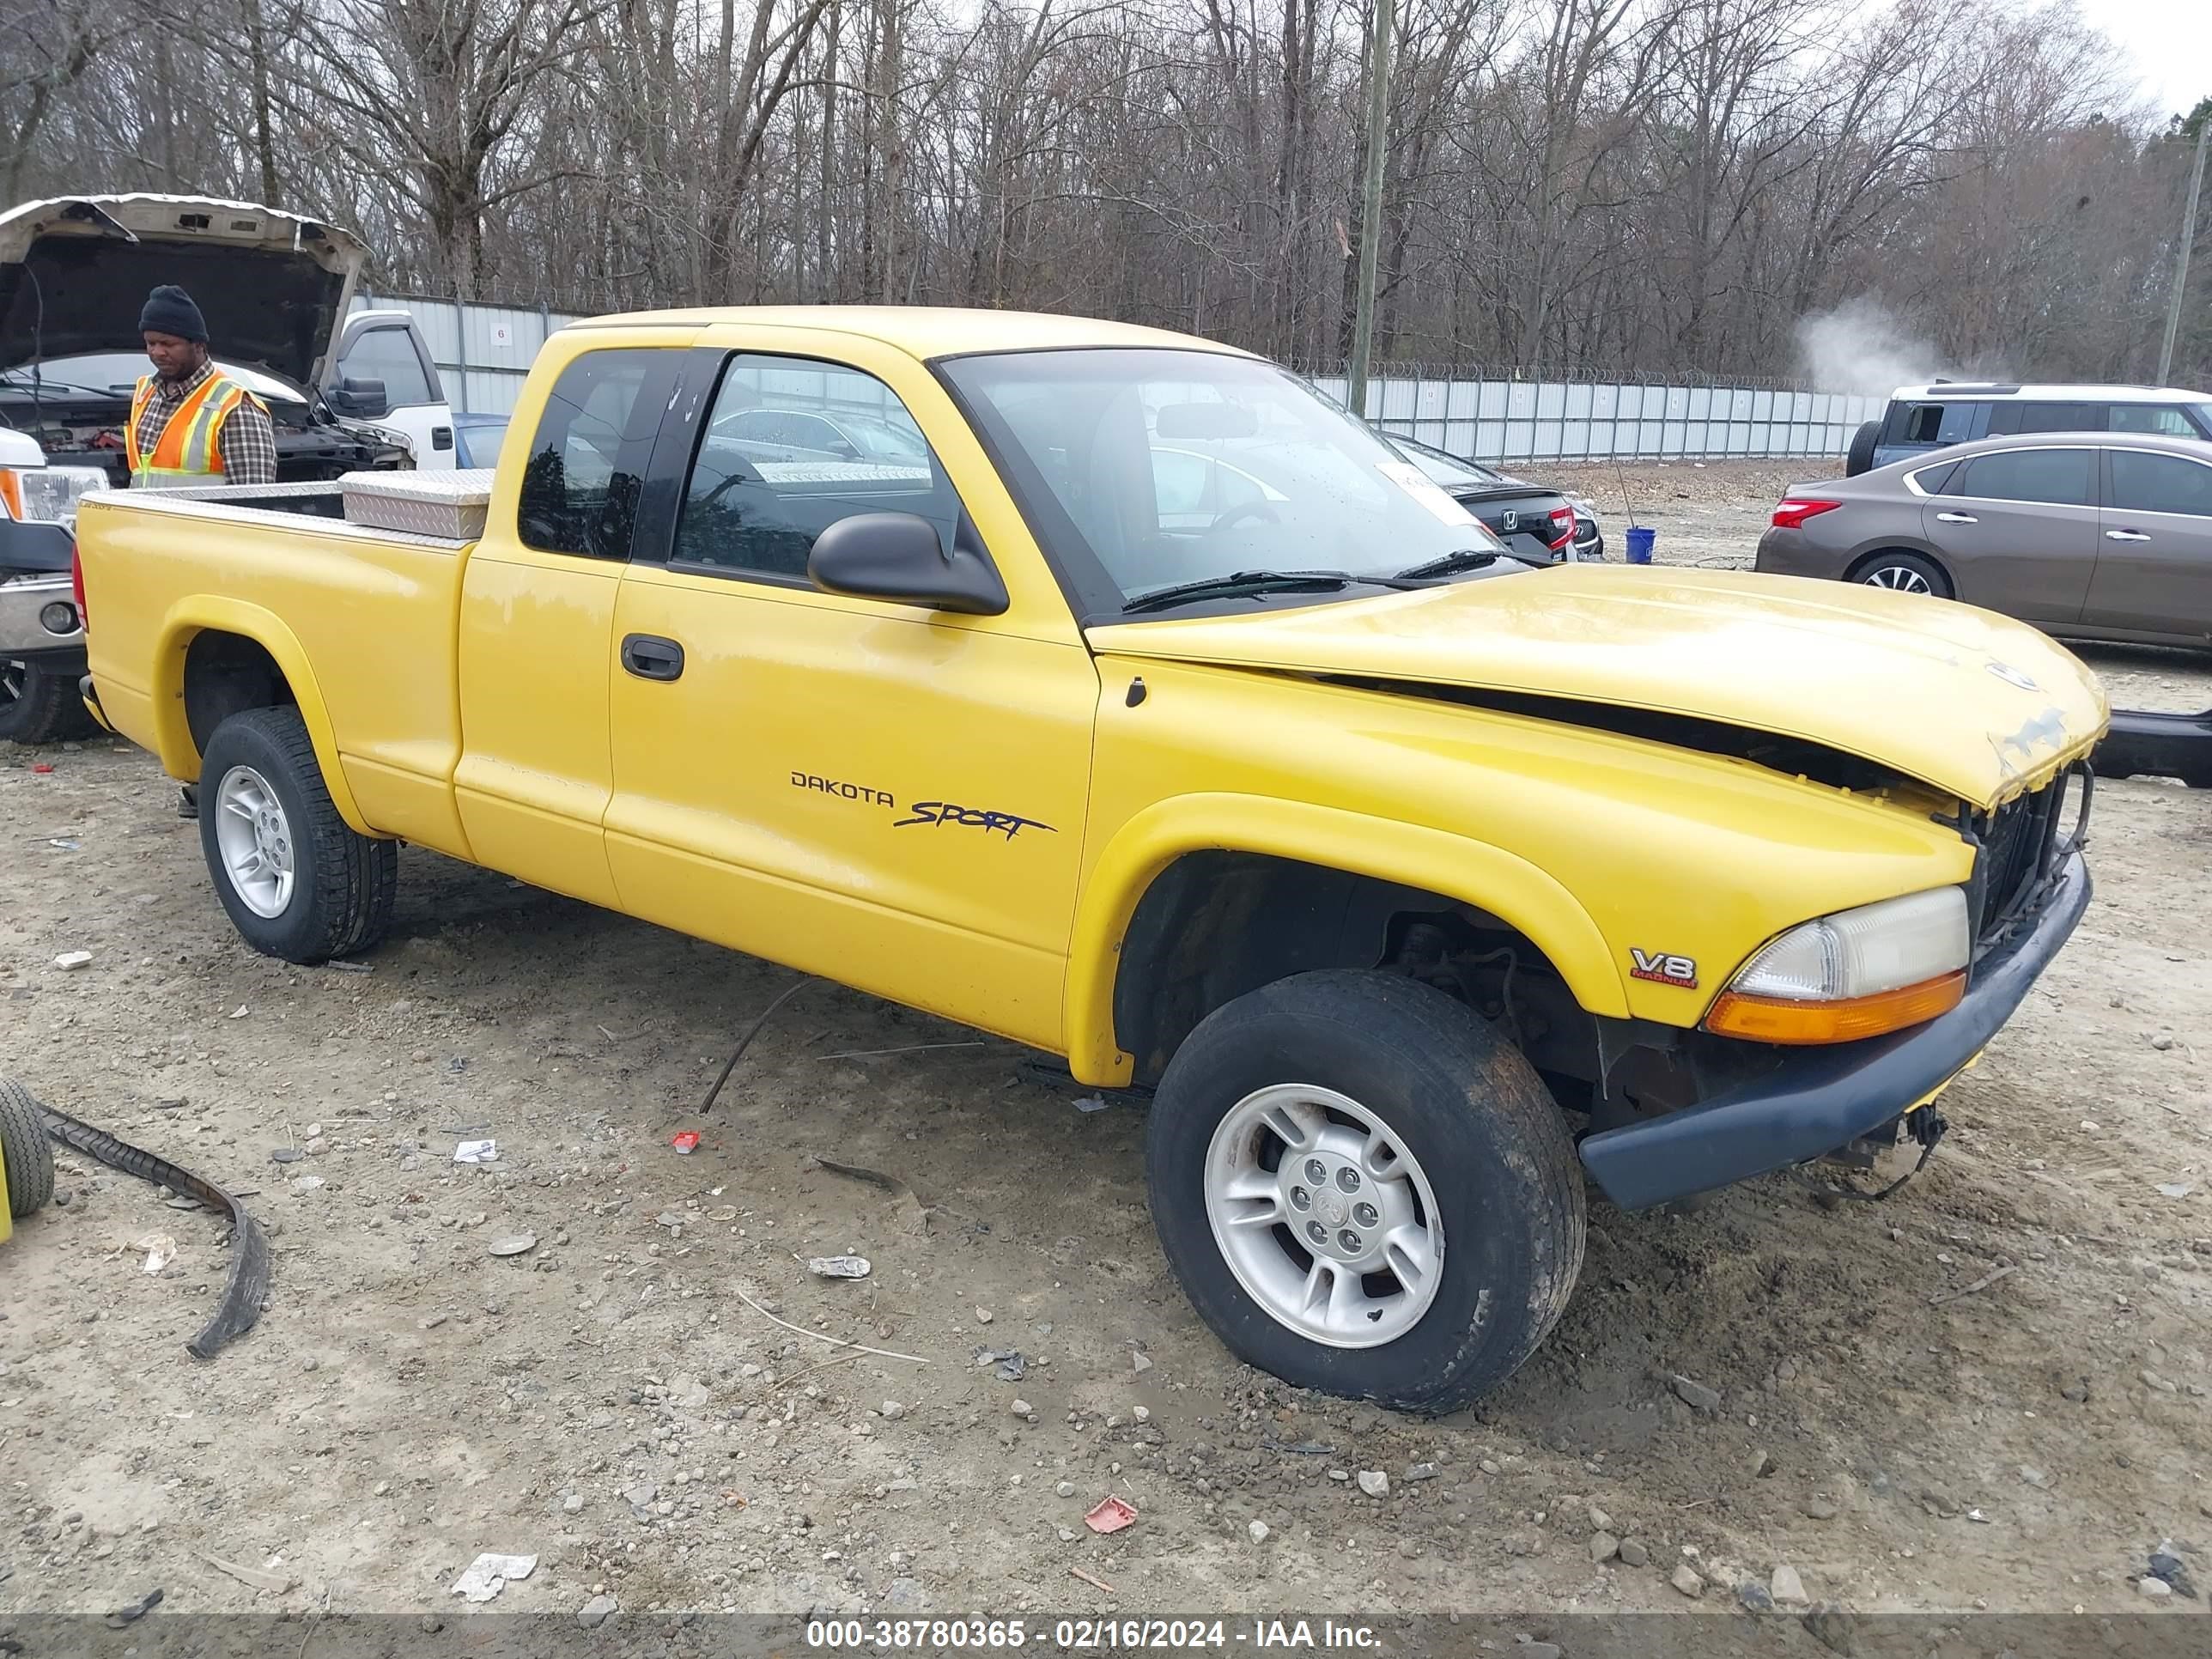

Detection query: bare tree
(4, 0), (2203, 387)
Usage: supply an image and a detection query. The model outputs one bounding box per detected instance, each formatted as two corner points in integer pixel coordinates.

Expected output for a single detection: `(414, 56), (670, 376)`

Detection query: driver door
(601, 333), (1100, 1051)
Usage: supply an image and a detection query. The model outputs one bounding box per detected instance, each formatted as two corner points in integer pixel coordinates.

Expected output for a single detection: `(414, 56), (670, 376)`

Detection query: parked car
(1755, 432), (2212, 649)
(0, 193), (418, 742)
(0, 425), (102, 740)
(1390, 434), (1605, 562)
(333, 307), (459, 469)
(713, 404), (929, 466)
(1845, 381), (2212, 476)
(451, 412), (510, 469)
(76, 307), (2104, 1413)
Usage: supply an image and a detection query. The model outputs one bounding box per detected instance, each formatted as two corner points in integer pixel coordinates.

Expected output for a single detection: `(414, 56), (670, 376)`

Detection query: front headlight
(1705, 887), (1969, 1044)
(0, 465), (108, 530)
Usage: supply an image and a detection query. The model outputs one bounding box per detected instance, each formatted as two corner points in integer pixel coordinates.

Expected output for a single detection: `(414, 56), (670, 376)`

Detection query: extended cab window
(2108, 451), (2212, 517)
(518, 348), (679, 560)
(1953, 448), (2095, 507)
(673, 355), (957, 580)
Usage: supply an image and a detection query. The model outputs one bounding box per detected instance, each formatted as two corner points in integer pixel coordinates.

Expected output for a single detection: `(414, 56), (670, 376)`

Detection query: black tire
(1853, 549), (1953, 600)
(197, 707), (397, 963)
(0, 1078), (57, 1219)
(1844, 419), (1881, 477)
(0, 658), (95, 744)
(1145, 969), (1585, 1414)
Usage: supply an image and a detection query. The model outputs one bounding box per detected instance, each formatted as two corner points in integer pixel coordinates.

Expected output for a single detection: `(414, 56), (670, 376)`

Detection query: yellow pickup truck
(74, 307), (2105, 1411)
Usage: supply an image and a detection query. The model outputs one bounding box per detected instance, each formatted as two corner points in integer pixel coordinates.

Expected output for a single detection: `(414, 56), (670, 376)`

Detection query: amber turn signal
(1704, 969), (1966, 1045)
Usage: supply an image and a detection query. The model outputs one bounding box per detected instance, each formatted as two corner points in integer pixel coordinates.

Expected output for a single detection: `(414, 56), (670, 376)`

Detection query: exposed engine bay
(1, 358), (409, 488)
(0, 197), (410, 492)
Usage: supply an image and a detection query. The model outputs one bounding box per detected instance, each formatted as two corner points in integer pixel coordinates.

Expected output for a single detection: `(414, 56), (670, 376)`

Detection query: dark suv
(1847, 383), (2212, 476)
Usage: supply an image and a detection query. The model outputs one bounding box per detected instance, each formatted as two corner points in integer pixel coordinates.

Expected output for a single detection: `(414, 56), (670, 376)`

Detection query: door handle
(620, 633), (685, 682)
(1935, 511), (1978, 524)
(2104, 529), (2151, 543)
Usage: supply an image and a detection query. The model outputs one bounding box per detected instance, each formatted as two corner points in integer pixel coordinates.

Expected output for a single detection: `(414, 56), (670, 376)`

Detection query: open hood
(0, 194), (367, 387)
(1085, 565), (2109, 811)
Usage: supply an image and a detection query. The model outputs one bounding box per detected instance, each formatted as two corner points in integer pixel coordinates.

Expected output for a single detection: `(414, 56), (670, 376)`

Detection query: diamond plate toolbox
(339, 469), (498, 539)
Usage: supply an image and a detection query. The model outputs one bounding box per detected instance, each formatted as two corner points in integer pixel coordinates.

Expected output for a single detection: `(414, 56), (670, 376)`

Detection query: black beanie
(139, 284), (208, 343)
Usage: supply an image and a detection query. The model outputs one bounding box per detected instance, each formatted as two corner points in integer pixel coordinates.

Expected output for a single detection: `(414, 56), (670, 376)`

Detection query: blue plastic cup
(1626, 526), (1656, 564)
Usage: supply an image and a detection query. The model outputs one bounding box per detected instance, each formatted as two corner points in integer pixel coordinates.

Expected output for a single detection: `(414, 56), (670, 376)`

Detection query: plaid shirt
(134, 359), (279, 485)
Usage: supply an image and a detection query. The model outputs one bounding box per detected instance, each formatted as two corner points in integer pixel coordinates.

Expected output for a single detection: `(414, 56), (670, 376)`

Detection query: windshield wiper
(0, 374), (127, 398)
(1393, 547), (1524, 581)
(1121, 568), (1413, 615)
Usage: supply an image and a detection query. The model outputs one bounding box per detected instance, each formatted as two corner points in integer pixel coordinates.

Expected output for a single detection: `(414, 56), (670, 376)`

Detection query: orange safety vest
(125, 373), (266, 487)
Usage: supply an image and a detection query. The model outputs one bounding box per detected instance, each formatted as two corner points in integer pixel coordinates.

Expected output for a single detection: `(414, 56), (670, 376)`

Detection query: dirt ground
(3, 465), (2209, 1635)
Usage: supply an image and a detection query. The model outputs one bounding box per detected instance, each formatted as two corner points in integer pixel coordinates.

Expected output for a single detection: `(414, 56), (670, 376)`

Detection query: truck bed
(77, 476), (477, 853)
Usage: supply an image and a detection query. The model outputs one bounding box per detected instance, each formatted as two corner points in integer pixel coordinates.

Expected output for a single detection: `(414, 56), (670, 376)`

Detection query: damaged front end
(1575, 760), (2094, 1210)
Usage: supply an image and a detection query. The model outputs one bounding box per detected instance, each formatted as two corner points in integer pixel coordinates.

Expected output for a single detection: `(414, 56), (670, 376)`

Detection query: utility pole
(1346, 0), (1395, 419)
(2157, 117), (2209, 386)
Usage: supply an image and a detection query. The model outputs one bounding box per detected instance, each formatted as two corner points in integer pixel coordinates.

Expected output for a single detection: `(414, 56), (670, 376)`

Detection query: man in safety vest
(130, 284), (277, 489)
(136, 285), (277, 818)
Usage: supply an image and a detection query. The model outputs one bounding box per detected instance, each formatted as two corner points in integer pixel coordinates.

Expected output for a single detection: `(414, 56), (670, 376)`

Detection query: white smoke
(1793, 296), (1960, 398)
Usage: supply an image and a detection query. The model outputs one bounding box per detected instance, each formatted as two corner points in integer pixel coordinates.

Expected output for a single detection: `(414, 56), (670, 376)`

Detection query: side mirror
(327, 376), (389, 418)
(808, 512), (1009, 616)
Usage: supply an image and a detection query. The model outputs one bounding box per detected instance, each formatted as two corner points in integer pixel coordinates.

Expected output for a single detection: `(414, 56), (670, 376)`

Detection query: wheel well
(1844, 546), (1952, 594)
(1111, 850), (1597, 1091)
(183, 631), (296, 757)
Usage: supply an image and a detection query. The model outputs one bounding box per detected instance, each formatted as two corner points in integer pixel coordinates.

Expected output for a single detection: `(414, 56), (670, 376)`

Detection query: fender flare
(1063, 793), (1629, 1085)
(154, 597), (375, 836)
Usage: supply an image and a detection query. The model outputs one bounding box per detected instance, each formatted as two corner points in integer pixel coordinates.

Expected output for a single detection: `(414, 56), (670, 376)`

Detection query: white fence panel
(350, 296), (1875, 459)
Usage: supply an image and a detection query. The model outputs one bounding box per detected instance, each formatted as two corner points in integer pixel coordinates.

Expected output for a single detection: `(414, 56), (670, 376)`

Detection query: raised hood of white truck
(0, 195), (368, 388)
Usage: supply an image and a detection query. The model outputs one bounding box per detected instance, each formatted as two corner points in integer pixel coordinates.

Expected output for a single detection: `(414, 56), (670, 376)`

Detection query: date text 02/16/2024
(801, 1619), (1383, 1651)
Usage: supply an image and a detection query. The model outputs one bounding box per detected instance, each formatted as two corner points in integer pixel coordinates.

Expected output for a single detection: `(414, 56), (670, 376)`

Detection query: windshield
(939, 348), (1517, 615)
(2192, 404), (2212, 439)
(1393, 438), (1505, 490)
(0, 352), (307, 408)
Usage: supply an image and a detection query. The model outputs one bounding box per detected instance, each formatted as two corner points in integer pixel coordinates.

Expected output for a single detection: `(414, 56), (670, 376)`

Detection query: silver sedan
(1754, 431), (2212, 649)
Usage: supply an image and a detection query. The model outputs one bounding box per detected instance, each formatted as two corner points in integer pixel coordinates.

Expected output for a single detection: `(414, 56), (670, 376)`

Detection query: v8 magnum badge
(1629, 948), (1698, 988)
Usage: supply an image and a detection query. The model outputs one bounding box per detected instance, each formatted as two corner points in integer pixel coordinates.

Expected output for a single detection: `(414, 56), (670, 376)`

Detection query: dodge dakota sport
(74, 307), (2106, 1411)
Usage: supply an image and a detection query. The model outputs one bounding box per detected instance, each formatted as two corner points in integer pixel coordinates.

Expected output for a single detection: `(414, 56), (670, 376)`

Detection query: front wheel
(198, 707), (398, 963)
(1145, 970), (1585, 1414)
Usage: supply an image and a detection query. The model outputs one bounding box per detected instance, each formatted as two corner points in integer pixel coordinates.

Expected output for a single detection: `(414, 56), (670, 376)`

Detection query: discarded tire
(0, 1077), (57, 1219)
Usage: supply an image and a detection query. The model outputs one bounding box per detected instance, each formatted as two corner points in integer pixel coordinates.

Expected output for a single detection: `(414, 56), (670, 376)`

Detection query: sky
(2082, 0), (2212, 122)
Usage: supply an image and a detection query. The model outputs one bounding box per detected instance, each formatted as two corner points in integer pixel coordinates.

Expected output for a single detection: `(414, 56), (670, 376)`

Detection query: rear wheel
(1854, 550), (1952, 599)
(1844, 420), (1881, 477)
(1145, 970), (1585, 1414)
(198, 707), (397, 963)
(0, 1078), (56, 1219)
(0, 659), (94, 744)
